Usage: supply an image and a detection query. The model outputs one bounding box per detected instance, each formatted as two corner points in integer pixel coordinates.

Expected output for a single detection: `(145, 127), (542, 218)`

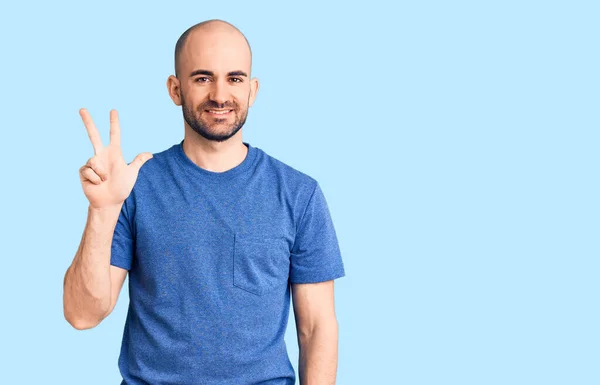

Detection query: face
(167, 28), (258, 143)
(180, 85), (248, 143)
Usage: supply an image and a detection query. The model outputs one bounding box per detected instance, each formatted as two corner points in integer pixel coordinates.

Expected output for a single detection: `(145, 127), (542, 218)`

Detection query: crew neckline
(173, 139), (258, 180)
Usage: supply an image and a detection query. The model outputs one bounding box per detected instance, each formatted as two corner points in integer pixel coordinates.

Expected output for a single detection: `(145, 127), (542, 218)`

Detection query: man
(63, 19), (346, 385)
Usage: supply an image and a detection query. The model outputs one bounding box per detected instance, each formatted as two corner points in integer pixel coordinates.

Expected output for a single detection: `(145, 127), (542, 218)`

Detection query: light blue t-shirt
(110, 139), (346, 385)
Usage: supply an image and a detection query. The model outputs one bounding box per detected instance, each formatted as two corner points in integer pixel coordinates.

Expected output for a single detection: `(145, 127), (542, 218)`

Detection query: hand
(78, 108), (153, 210)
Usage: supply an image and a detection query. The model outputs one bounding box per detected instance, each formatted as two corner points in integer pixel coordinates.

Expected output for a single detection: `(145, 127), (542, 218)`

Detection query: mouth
(205, 109), (233, 116)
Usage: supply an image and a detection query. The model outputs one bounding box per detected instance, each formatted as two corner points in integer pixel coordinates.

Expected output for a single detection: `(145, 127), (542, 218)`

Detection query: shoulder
(255, 146), (319, 196)
(127, 143), (179, 182)
(122, 143), (178, 200)
(137, 144), (174, 172)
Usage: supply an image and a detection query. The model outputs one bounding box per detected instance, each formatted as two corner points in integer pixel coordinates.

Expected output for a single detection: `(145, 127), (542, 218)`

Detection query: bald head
(174, 19), (252, 78)
(166, 19), (260, 144)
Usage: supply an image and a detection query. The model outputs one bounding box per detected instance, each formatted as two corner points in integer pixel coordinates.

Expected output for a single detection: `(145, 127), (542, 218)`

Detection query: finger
(128, 152), (154, 172)
(80, 166), (102, 184)
(79, 108), (104, 155)
(86, 156), (108, 181)
(109, 109), (121, 147)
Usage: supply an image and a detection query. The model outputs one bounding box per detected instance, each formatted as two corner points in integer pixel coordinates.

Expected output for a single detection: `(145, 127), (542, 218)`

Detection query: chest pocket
(233, 234), (290, 296)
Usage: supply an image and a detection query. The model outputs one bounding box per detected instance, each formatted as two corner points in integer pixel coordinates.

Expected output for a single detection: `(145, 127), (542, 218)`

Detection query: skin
(166, 20), (259, 173)
(166, 20), (340, 383)
(67, 19), (340, 383)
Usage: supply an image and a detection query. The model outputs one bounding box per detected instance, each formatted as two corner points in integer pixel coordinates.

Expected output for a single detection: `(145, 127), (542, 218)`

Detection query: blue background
(0, 1), (598, 384)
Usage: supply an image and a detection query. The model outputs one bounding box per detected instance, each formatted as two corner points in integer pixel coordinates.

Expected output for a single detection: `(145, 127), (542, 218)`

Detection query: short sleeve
(289, 182), (346, 283)
(110, 197), (135, 271)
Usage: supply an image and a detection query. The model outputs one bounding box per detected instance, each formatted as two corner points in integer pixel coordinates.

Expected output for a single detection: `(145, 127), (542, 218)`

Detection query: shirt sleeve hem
(289, 266), (346, 284)
(110, 258), (131, 271)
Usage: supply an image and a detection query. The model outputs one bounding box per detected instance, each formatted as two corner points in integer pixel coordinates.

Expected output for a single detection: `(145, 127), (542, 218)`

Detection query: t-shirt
(110, 139), (346, 385)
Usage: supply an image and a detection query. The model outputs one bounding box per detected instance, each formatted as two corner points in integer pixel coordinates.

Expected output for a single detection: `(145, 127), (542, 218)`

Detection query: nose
(208, 79), (230, 107)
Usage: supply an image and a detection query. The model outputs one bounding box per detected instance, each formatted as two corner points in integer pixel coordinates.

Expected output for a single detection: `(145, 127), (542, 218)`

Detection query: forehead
(180, 31), (251, 75)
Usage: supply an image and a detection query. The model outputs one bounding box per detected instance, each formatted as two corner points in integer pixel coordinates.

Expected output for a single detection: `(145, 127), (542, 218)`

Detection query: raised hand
(78, 108), (153, 210)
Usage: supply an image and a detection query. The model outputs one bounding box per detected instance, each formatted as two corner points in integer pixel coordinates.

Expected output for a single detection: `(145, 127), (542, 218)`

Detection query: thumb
(129, 152), (153, 171)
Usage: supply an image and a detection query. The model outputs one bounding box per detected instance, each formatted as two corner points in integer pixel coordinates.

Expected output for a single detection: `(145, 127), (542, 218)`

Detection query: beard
(181, 93), (249, 143)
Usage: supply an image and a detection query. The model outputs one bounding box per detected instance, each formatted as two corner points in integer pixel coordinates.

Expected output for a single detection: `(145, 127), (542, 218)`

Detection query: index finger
(79, 108), (104, 155)
(109, 109), (121, 147)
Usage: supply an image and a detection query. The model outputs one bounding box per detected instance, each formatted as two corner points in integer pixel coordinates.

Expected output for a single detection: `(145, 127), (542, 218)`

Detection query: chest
(130, 180), (296, 299)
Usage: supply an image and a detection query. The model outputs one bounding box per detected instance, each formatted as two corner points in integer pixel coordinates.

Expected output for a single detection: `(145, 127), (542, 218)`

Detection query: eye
(195, 77), (210, 83)
(230, 77), (243, 83)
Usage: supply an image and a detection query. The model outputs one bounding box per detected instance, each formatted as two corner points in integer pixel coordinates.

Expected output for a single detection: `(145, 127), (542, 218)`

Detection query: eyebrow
(189, 69), (248, 78)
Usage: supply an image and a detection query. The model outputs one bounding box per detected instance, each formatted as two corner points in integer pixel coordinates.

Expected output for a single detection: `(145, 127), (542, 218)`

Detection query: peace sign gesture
(78, 108), (153, 210)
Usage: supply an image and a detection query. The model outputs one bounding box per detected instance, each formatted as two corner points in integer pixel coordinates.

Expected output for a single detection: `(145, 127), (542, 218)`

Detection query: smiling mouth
(205, 109), (233, 116)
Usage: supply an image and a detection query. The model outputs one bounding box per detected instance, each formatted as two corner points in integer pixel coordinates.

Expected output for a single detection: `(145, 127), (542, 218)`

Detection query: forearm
(63, 204), (121, 329)
(298, 322), (339, 385)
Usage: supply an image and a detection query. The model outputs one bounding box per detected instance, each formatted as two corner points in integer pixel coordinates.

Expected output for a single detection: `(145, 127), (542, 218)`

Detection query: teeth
(209, 110), (230, 114)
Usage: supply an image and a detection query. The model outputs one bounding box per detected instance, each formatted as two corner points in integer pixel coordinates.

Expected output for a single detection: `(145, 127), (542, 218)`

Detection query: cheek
(235, 96), (249, 109)
(183, 90), (205, 105)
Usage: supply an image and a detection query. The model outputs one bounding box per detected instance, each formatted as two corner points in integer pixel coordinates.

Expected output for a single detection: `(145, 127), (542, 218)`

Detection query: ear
(166, 75), (182, 106)
(248, 77), (259, 107)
